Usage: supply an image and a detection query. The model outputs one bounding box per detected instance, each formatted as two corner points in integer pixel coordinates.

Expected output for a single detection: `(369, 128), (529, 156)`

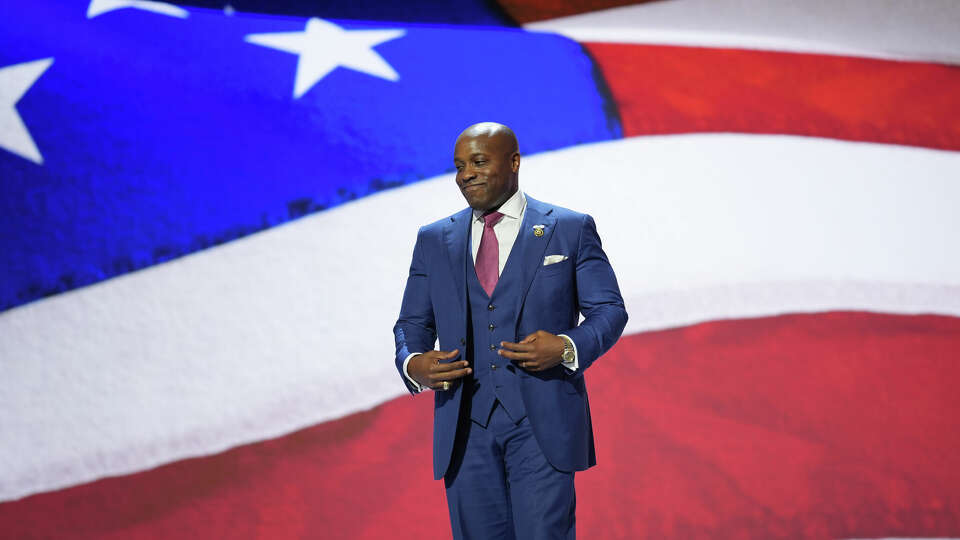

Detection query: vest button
(488, 323), (495, 331)
(491, 364), (497, 370)
(489, 344), (496, 350)
(488, 304), (495, 311)
(459, 338), (466, 345)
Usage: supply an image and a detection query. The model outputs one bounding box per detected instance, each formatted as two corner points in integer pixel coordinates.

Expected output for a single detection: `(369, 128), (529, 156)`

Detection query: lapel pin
(533, 224), (545, 237)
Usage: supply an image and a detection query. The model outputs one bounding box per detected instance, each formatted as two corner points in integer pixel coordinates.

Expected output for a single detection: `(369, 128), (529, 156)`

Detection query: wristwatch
(560, 335), (575, 364)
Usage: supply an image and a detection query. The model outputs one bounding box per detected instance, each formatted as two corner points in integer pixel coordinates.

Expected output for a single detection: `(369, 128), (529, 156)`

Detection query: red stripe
(585, 43), (960, 151)
(497, 1), (659, 24)
(2, 312), (959, 538)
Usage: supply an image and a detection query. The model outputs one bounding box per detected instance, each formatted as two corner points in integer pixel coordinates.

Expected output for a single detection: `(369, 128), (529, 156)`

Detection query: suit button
(491, 364), (497, 370)
(488, 323), (495, 331)
(459, 338), (466, 345)
(488, 304), (495, 311)
(489, 344), (496, 350)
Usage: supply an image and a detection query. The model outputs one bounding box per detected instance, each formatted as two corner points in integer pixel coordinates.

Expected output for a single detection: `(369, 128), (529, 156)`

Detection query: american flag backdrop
(1, 1), (959, 538)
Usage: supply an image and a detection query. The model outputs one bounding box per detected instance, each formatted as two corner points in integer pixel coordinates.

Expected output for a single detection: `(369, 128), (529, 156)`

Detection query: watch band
(560, 335), (575, 363)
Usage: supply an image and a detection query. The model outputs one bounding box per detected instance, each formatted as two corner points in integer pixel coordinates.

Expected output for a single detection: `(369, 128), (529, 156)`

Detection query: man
(393, 122), (627, 539)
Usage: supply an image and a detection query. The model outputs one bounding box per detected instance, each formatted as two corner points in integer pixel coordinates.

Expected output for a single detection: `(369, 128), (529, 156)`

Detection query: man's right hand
(408, 349), (471, 390)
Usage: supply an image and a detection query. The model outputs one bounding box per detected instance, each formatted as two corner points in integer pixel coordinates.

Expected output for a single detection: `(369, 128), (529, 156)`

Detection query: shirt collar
(473, 190), (526, 222)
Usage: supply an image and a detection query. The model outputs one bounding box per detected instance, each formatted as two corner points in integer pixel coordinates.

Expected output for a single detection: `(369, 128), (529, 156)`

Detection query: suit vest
(465, 244), (527, 427)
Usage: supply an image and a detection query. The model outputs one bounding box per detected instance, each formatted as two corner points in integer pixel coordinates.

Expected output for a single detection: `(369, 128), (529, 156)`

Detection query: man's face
(454, 134), (519, 211)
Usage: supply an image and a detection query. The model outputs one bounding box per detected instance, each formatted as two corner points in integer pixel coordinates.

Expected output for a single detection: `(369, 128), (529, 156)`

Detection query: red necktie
(475, 211), (504, 296)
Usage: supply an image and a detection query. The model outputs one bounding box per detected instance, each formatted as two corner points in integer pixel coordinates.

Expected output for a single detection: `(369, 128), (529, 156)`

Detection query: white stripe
(86, 0), (189, 19)
(1, 133), (958, 501)
(525, 0), (960, 64)
(519, 135), (960, 334)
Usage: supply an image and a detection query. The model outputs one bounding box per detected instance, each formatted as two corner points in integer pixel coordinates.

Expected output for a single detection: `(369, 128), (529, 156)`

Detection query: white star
(0, 58), (53, 165)
(87, 0), (188, 19)
(245, 18), (405, 99)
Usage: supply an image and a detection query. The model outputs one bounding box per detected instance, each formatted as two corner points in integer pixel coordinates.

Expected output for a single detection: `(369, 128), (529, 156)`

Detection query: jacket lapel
(512, 196), (556, 307)
(442, 207), (473, 310)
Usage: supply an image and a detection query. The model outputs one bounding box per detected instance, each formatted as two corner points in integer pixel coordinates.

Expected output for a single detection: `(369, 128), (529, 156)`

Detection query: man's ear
(511, 152), (521, 172)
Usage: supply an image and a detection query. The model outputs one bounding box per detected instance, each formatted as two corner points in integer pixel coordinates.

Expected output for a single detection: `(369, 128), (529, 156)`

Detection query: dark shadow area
(178, 0), (518, 25)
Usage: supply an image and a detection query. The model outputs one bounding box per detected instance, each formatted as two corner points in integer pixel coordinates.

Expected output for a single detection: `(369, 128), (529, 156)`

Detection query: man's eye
(475, 161), (486, 166)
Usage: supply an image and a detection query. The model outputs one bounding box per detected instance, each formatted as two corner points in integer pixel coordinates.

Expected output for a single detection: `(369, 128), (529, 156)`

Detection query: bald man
(394, 123), (627, 539)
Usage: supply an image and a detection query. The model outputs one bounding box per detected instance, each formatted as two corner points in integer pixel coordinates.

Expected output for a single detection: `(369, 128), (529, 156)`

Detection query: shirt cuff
(558, 334), (579, 371)
(403, 352), (428, 392)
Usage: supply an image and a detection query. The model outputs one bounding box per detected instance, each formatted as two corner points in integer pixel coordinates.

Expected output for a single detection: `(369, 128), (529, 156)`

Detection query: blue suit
(393, 196), (627, 537)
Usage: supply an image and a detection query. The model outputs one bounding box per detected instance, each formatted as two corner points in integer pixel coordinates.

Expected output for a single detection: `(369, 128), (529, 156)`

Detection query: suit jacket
(393, 196), (628, 479)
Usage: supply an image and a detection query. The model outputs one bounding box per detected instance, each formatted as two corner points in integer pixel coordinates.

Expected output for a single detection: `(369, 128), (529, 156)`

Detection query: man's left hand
(499, 330), (565, 372)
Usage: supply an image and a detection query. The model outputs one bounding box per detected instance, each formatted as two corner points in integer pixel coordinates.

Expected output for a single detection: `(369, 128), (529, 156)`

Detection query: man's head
(454, 122), (520, 211)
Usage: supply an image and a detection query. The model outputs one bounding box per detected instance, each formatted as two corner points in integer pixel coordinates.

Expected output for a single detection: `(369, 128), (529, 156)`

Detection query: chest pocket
(539, 257), (573, 277)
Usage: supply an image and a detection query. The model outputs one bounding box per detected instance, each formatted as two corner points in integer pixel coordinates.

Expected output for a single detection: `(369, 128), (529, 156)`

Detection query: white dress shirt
(403, 190), (579, 391)
(470, 188), (527, 276)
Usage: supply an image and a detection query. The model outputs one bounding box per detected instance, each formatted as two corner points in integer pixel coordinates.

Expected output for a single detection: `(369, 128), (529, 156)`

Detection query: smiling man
(393, 122), (627, 539)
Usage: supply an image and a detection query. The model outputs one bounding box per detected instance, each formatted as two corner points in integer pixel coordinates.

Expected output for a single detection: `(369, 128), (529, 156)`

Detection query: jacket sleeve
(563, 214), (628, 377)
(393, 228), (437, 394)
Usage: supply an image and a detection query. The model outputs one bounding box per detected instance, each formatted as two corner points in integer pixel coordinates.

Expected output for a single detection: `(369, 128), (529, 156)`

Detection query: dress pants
(444, 401), (576, 540)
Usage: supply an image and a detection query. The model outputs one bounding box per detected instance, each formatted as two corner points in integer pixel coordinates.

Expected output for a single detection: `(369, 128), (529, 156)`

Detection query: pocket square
(543, 254), (568, 266)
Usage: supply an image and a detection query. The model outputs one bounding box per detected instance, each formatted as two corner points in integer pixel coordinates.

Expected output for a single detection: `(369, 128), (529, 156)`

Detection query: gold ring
(440, 381), (451, 391)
